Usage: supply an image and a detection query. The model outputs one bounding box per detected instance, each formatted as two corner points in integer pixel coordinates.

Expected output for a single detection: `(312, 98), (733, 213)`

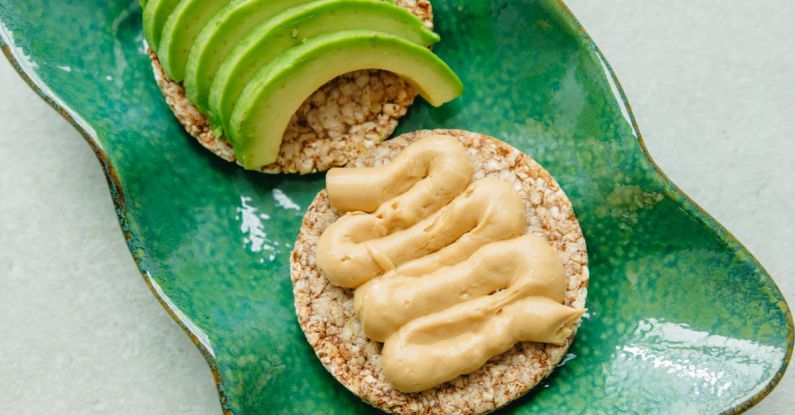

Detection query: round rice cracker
(291, 129), (589, 414)
(149, 0), (434, 175)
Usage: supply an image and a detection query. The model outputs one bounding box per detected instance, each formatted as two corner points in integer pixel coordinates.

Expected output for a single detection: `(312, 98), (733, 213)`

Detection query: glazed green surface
(0, 1), (791, 414)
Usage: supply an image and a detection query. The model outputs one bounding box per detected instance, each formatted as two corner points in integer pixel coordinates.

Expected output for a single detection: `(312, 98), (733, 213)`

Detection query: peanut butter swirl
(316, 134), (584, 393)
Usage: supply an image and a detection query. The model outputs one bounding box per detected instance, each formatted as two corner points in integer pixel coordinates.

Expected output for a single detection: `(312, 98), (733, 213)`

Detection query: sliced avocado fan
(142, 0), (180, 51)
(183, 0), (319, 113)
(228, 31), (463, 170)
(143, 1), (463, 171)
(208, 0), (441, 136)
(159, 0), (228, 82)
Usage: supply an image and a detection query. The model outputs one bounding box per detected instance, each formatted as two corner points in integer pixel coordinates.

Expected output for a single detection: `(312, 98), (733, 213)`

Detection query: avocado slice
(158, 0), (228, 82)
(142, 0), (179, 51)
(208, 0), (440, 135)
(228, 31), (463, 170)
(183, 0), (320, 113)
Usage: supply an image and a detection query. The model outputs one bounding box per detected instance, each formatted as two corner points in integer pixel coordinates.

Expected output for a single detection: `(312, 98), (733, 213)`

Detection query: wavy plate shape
(1, 0), (791, 413)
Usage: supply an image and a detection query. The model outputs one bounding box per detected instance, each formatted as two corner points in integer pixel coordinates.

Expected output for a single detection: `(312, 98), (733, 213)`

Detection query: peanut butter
(316, 134), (583, 393)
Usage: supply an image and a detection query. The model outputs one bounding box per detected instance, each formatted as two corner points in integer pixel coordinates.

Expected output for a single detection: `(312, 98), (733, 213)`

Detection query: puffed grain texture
(291, 129), (589, 414)
(149, 0), (433, 174)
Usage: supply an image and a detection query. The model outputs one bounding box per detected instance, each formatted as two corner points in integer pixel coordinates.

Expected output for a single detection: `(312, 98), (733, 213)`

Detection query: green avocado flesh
(158, 0), (228, 82)
(142, 0), (179, 51)
(143, 0), (461, 170)
(229, 31), (463, 170)
(208, 0), (441, 135)
(184, 0), (319, 113)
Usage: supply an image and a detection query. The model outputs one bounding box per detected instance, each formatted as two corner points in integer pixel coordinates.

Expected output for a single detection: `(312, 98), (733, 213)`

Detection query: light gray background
(1, 1), (792, 413)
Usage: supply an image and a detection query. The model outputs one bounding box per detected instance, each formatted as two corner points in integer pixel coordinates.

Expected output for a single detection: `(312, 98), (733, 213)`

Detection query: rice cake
(291, 129), (589, 414)
(149, 0), (433, 174)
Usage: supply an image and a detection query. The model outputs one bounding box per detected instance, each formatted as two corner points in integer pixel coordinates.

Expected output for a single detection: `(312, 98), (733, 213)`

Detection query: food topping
(317, 134), (583, 392)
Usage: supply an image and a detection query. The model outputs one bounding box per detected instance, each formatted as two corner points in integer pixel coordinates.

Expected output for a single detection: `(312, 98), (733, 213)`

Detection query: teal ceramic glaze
(1, 1), (791, 413)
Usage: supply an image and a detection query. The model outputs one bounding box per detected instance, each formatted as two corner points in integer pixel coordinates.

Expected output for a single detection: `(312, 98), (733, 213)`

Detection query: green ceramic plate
(1, 0), (791, 413)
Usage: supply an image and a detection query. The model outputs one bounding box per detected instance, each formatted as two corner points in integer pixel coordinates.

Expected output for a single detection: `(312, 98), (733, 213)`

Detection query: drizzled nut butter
(316, 134), (584, 393)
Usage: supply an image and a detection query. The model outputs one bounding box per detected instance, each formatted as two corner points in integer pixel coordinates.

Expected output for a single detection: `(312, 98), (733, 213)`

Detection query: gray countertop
(0, 1), (792, 413)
